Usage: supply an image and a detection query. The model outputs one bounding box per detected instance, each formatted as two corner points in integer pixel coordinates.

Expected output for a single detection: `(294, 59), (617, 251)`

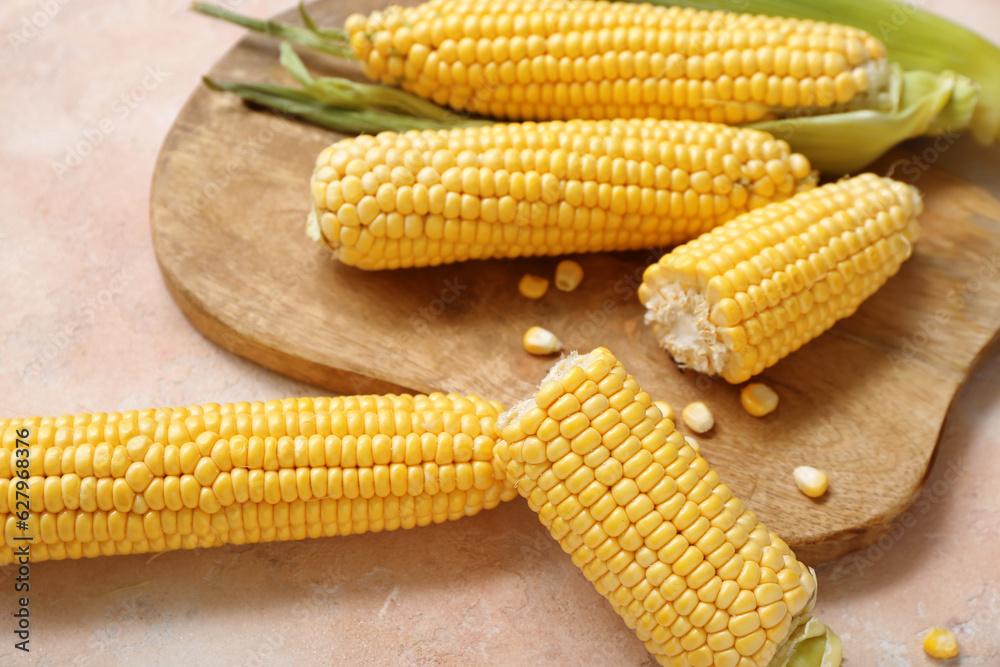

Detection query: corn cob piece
(307, 118), (816, 269)
(0, 394), (518, 564)
(494, 348), (840, 666)
(638, 174), (922, 384)
(345, 0), (889, 124)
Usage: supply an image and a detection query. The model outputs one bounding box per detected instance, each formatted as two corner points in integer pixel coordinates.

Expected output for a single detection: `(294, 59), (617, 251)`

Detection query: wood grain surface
(150, 1), (1000, 563)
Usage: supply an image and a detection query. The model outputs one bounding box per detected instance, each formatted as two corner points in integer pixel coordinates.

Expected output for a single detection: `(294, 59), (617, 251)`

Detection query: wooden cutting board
(150, 1), (1000, 563)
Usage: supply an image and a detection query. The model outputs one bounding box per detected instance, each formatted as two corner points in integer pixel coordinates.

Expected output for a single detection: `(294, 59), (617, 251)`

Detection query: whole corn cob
(0, 393), (517, 564)
(345, 0), (889, 123)
(307, 118), (816, 269)
(195, 1), (995, 172)
(638, 173), (921, 383)
(494, 348), (841, 666)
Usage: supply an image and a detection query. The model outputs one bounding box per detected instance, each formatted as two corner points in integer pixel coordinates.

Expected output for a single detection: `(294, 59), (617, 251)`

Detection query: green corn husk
(202, 77), (485, 134)
(204, 38), (491, 135)
(192, 2), (353, 57)
(277, 43), (464, 123)
(194, 0), (997, 171)
(624, 0), (1000, 144)
(749, 65), (979, 173)
(771, 616), (844, 667)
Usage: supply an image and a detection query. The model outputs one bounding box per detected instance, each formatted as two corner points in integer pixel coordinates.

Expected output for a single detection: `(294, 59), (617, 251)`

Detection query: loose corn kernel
(0, 394), (518, 564)
(922, 628), (958, 659)
(554, 260), (584, 292)
(682, 402), (715, 434)
(524, 326), (563, 356)
(495, 348), (822, 667)
(519, 274), (549, 299)
(793, 466), (829, 498)
(741, 384), (779, 417)
(641, 174), (922, 383)
(309, 119), (817, 270)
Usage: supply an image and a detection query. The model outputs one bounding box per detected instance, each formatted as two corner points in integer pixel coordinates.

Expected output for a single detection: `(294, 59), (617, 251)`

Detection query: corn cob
(494, 347), (841, 666)
(307, 118), (816, 270)
(638, 174), (922, 384)
(652, 0), (1000, 145)
(0, 393), (517, 564)
(345, 0), (890, 123)
(195, 1), (992, 172)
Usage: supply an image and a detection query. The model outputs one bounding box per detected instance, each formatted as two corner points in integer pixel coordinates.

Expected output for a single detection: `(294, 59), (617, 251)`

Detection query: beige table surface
(1, 1), (999, 665)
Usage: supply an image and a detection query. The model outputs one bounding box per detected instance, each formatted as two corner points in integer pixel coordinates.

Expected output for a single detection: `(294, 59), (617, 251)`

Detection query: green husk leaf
(202, 78), (484, 134)
(769, 616), (843, 667)
(618, 0), (1000, 143)
(278, 43), (465, 123)
(297, 1), (348, 40)
(191, 2), (354, 58)
(749, 66), (978, 174)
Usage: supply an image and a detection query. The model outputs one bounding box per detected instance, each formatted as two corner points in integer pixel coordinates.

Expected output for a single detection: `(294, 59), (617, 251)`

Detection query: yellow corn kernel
(494, 347), (824, 667)
(519, 274), (549, 299)
(0, 394), (518, 564)
(309, 119), (816, 270)
(524, 326), (563, 356)
(681, 402), (714, 434)
(652, 401), (674, 422)
(922, 628), (958, 659)
(554, 260), (584, 292)
(793, 466), (829, 498)
(346, 1), (888, 123)
(641, 174), (922, 383)
(740, 383), (779, 417)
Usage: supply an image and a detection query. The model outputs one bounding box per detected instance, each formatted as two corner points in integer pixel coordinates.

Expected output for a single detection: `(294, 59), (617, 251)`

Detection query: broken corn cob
(308, 118), (815, 269)
(494, 348), (840, 666)
(639, 173), (922, 383)
(0, 394), (517, 564)
(346, 0), (889, 123)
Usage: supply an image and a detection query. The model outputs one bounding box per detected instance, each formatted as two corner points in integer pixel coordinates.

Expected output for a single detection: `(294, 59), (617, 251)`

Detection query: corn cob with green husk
(494, 347), (841, 666)
(307, 118), (817, 269)
(192, 0), (996, 172)
(343, 0), (891, 125)
(0, 393), (517, 564)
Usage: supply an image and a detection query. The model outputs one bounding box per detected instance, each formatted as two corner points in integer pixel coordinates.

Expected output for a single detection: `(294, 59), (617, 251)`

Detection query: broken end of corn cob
(494, 347), (836, 666)
(639, 174), (922, 384)
(306, 207), (323, 244)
